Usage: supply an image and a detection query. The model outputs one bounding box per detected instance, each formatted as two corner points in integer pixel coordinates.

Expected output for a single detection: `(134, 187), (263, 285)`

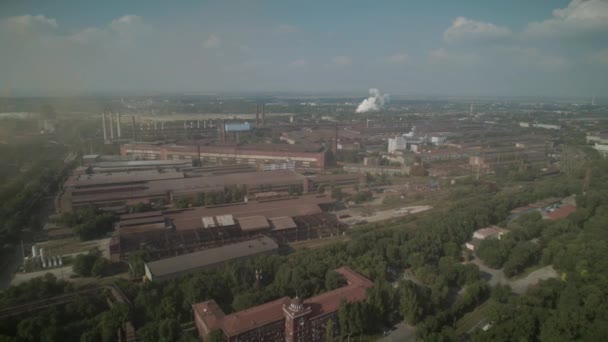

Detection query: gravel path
(470, 259), (557, 294)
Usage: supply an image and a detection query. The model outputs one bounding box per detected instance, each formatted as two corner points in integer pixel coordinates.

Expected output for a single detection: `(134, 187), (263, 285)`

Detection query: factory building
(388, 135), (407, 154)
(144, 236), (278, 282)
(110, 195), (344, 261)
(120, 143), (327, 170)
(193, 266), (373, 342)
(56, 169), (308, 213)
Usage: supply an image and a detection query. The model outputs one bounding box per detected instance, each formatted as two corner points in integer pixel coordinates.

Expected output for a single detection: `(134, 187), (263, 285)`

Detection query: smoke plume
(355, 88), (389, 113)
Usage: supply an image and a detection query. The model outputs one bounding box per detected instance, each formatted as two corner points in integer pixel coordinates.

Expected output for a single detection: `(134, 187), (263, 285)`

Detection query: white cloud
(386, 53), (410, 64)
(4, 15), (57, 34)
(525, 0), (608, 38)
(203, 33), (221, 48)
(331, 55), (352, 67)
(289, 59), (308, 68)
(444, 17), (511, 44)
(110, 15), (143, 31)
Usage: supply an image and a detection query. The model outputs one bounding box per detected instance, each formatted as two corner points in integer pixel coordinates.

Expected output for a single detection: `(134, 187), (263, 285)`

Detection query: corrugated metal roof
(237, 216), (270, 231)
(216, 214), (235, 226)
(145, 236), (278, 280)
(202, 216), (216, 228)
(270, 216), (297, 230)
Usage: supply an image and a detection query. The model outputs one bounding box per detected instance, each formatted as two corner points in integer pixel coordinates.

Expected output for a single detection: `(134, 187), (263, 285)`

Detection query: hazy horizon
(1, 0), (607, 97)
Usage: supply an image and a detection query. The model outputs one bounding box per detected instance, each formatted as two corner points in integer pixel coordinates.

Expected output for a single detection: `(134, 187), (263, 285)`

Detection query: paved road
(377, 322), (416, 342)
(470, 259), (557, 294)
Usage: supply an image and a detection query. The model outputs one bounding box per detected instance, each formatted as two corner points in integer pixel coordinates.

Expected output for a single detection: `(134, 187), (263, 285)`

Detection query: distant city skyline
(1, 0), (607, 97)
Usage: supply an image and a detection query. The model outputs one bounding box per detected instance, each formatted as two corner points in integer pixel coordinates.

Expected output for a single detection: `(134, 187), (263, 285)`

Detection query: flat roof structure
(144, 236), (278, 282)
(270, 216), (297, 231)
(170, 197), (326, 231)
(237, 216), (270, 231)
(473, 226), (509, 240)
(58, 169), (307, 213)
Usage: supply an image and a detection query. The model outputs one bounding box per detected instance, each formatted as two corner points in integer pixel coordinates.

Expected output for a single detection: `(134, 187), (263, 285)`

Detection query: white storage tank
(31, 245), (38, 258)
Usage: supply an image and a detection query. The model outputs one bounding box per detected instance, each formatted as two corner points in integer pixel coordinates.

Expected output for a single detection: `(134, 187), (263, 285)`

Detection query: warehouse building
(144, 236), (278, 282)
(110, 195), (343, 261)
(56, 169), (307, 213)
(193, 266), (373, 341)
(120, 143), (327, 170)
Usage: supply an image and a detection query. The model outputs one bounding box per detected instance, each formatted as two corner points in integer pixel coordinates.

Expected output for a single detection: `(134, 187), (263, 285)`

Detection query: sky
(0, 0), (607, 97)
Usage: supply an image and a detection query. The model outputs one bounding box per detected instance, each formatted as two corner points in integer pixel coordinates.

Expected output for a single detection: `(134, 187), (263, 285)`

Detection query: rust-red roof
(546, 204), (576, 220)
(194, 266), (373, 338)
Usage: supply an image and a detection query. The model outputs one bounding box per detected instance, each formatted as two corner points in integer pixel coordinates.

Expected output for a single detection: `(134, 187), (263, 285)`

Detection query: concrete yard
(338, 205), (433, 225)
(470, 258), (558, 294)
(11, 265), (75, 286)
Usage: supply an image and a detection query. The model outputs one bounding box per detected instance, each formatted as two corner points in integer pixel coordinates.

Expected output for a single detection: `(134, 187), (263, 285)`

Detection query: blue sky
(1, 0), (607, 97)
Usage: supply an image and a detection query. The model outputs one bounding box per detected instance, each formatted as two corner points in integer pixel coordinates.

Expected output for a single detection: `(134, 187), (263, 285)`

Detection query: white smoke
(355, 88), (389, 113)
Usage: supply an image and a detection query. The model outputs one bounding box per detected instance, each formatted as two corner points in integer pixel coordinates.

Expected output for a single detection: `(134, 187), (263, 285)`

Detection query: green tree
(73, 254), (98, 277)
(91, 257), (110, 277)
(399, 282), (423, 324)
(158, 318), (180, 342)
(207, 330), (223, 342)
(325, 319), (335, 342)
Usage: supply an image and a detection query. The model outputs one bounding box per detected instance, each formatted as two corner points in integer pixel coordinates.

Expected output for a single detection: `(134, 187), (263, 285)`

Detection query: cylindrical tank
(42, 258), (47, 268)
(58, 256), (63, 266)
(31, 245), (38, 258)
(52, 256), (57, 267)
(39, 247), (45, 258)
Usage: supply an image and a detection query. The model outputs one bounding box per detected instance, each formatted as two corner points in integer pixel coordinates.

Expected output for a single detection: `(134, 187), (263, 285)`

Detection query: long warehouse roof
(145, 236), (278, 279)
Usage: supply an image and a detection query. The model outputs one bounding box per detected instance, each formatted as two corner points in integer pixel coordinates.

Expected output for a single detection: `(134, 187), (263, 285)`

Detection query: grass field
(455, 299), (496, 336)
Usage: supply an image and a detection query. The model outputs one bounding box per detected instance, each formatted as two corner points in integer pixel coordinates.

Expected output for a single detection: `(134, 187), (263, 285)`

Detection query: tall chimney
(116, 112), (121, 138)
(256, 104), (260, 125)
(109, 112), (114, 139)
(102, 113), (107, 141)
(131, 116), (136, 140)
(261, 104), (265, 126)
(333, 124), (338, 154)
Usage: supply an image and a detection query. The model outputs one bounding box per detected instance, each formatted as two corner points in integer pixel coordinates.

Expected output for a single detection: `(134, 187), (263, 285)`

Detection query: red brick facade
(193, 266), (373, 341)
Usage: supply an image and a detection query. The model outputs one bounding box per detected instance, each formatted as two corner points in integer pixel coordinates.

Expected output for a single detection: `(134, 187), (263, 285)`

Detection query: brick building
(193, 266), (373, 341)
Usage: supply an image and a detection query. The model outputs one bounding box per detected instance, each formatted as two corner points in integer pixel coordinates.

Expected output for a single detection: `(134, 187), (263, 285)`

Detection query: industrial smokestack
(116, 112), (121, 138)
(109, 112), (114, 139)
(256, 104), (260, 125)
(102, 113), (107, 141)
(262, 104), (265, 126)
(132, 116), (136, 140)
(333, 124), (338, 154)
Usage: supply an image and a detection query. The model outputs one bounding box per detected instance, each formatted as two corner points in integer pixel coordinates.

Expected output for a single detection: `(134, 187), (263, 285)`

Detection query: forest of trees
(58, 205), (116, 241)
(1, 152), (606, 341)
